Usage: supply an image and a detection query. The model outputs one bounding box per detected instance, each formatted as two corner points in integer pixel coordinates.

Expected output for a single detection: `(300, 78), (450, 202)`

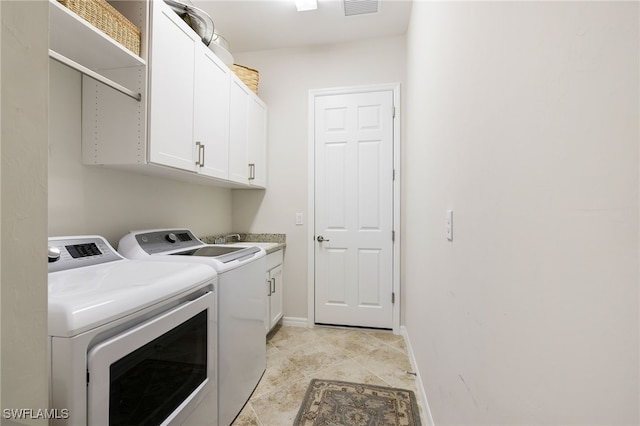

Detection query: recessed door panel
(324, 107), (348, 132)
(357, 104), (382, 131)
(358, 140), (382, 230)
(325, 142), (347, 230)
(358, 249), (382, 307)
(326, 248), (348, 305)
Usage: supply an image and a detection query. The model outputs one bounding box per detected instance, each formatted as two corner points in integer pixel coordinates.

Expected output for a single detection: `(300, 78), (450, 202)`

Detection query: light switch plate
(446, 210), (453, 241)
(296, 213), (304, 225)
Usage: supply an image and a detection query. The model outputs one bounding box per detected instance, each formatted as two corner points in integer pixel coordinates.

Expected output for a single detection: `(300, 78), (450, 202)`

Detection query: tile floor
(231, 324), (425, 426)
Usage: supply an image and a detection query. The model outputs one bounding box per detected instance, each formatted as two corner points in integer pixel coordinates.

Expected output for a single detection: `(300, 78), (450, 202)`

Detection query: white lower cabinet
(265, 250), (284, 333)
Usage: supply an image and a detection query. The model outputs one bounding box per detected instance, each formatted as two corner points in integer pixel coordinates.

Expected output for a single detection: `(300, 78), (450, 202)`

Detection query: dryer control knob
(48, 246), (61, 263)
(166, 233), (178, 243)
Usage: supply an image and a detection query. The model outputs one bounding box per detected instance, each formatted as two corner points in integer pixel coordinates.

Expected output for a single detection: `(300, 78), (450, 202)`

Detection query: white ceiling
(191, 0), (413, 53)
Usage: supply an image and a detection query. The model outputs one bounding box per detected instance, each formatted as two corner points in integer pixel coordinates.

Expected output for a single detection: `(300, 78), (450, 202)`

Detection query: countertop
(199, 233), (286, 254)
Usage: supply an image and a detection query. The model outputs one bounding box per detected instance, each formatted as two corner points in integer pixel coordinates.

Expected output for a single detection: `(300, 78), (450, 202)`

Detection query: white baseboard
(400, 325), (435, 426)
(281, 316), (309, 327)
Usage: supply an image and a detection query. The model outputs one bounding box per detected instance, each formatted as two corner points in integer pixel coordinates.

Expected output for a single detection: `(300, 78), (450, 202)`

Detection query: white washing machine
(48, 235), (218, 426)
(118, 229), (266, 426)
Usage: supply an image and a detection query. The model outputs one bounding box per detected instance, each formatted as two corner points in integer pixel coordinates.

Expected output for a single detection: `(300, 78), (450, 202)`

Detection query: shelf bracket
(49, 49), (142, 102)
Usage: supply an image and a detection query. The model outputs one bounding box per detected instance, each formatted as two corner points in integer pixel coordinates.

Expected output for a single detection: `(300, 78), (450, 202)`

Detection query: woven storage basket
(231, 64), (259, 95)
(58, 0), (141, 56)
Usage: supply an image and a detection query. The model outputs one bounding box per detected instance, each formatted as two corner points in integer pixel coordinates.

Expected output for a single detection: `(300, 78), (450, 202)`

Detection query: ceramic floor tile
(249, 377), (310, 426)
(281, 338), (350, 376)
(266, 341), (280, 357)
(319, 328), (389, 358)
(356, 343), (413, 371)
(387, 335), (409, 354)
(304, 325), (351, 339)
(231, 403), (260, 426)
(267, 325), (321, 350)
(353, 345), (417, 390)
(365, 329), (406, 345)
(252, 351), (306, 399)
(306, 358), (389, 386)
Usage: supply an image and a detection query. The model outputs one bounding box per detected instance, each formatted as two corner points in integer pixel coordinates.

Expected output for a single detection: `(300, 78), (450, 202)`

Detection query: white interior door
(314, 89), (395, 329)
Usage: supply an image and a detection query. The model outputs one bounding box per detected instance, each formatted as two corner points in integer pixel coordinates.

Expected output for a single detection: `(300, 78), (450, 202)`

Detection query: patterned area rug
(294, 379), (421, 426)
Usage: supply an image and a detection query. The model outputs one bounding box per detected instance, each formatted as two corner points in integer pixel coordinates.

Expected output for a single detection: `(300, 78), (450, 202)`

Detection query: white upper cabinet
(248, 96), (267, 188)
(194, 45), (231, 180)
(148, 1), (198, 172)
(74, 0), (267, 188)
(229, 76), (251, 185)
(229, 74), (268, 188)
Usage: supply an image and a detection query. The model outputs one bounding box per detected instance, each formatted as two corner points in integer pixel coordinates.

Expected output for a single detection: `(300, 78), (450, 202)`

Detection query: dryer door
(87, 291), (215, 426)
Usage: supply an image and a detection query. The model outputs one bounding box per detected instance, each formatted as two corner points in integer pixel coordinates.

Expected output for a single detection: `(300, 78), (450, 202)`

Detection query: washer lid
(118, 229), (266, 273)
(48, 259), (217, 338)
(171, 245), (261, 263)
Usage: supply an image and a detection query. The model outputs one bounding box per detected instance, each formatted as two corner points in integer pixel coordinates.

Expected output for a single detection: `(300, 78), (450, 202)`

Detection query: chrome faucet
(225, 233), (241, 242)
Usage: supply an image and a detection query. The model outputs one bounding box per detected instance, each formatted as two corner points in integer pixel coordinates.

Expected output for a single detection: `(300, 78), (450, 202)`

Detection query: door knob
(316, 235), (330, 242)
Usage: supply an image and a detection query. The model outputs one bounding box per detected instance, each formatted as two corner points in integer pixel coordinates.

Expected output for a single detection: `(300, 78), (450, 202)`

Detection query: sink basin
(196, 246), (245, 256)
(171, 245), (262, 263)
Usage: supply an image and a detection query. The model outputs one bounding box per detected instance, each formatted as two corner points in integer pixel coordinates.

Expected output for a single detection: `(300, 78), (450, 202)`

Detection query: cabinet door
(148, 1), (198, 172)
(248, 96), (267, 188)
(264, 271), (271, 333)
(268, 264), (283, 331)
(194, 45), (230, 179)
(228, 76), (250, 184)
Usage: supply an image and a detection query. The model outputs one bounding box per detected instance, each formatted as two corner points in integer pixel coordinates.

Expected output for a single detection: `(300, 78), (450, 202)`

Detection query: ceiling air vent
(343, 0), (378, 16)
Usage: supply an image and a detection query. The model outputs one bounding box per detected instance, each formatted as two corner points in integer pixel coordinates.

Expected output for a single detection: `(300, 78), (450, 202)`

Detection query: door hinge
(393, 169), (396, 181)
(86, 370), (90, 384)
(392, 292), (395, 304)
(392, 106), (396, 118)
(392, 230), (395, 242)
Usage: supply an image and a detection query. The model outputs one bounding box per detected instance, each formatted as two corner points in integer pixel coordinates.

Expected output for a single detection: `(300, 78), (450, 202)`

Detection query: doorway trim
(307, 83), (401, 333)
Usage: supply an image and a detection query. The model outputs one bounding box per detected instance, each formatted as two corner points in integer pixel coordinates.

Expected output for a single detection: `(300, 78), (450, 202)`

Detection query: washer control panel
(48, 236), (123, 273)
(134, 229), (202, 254)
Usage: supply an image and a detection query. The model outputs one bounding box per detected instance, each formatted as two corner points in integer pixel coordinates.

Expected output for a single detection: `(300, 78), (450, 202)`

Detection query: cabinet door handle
(271, 278), (276, 294)
(267, 279), (271, 296)
(248, 163), (255, 180)
(195, 142), (202, 166)
(200, 143), (205, 168)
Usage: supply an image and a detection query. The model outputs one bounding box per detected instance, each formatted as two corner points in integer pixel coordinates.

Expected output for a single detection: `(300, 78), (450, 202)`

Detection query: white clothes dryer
(47, 235), (218, 426)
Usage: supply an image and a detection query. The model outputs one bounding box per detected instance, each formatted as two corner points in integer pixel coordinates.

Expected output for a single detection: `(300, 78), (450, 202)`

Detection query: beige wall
(232, 35), (407, 319)
(1, 1), (49, 424)
(48, 61), (234, 245)
(403, 1), (639, 424)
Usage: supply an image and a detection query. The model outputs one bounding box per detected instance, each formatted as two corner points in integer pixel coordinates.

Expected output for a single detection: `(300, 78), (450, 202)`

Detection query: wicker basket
(231, 64), (259, 95)
(58, 0), (141, 56)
